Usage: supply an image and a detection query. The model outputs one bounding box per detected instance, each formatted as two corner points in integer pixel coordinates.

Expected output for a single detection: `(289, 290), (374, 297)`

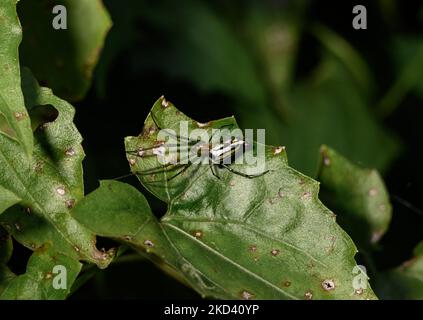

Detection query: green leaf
(317, 146), (392, 248)
(72, 180), (188, 286)
(0, 265), (16, 296)
(0, 69), (115, 299)
(1, 245), (82, 300)
(18, 0), (112, 101)
(375, 242), (423, 299)
(0, 186), (20, 215)
(0, 0), (33, 156)
(77, 97), (378, 299)
(282, 54), (399, 175)
(0, 227), (15, 295)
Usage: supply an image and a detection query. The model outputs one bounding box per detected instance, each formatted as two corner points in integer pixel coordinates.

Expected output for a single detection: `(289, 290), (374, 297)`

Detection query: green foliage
(318, 146), (392, 249)
(375, 242), (423, 299)
(115, 97), (375, 299)
(0, 0), (33, 156)
(18, 0), (111, 101)
(0, 68), (115, 299)
(0, 0), (421, 301)
(0, 2), (115, 297)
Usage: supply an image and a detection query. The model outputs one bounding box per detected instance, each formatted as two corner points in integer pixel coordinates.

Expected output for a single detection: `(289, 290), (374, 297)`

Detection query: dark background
(13, 0), (423, 299)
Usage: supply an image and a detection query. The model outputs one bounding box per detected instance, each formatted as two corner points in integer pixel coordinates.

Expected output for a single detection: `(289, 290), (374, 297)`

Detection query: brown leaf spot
(304, 290), (313, 300)
(249, 245), (257, 252)
(13, 111), (26, 121)
(273, 146), (285, 155)
(56, 186), (66, 196)
(240, 290), (254, 300)
(65, 148), (76, 157)
(160, 96), (170, 108)
(65, 199), (75, 209)
(368, 188), (378, 197)
(321, 279), (335, 291)
(193, 230), (203, 239)
(271, 249), (280, 256)
(144, 239), (154, 248)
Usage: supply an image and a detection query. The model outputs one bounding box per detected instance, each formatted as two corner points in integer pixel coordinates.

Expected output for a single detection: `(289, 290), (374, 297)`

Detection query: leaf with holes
(317, 146), (392, 249)
(0, 0), (33, 156)
(0, 69), (115, 300)
(76, 96), (377, 299)
(18, 0), (111, 101)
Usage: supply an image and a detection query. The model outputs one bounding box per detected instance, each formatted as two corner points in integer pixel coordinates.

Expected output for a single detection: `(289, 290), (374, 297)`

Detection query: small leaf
(114, 97), (376, 299)
(18, 0), (112, 101)
(0, 245), (82, 300)
(317, 145), (392, 248)
(0, 0), (33, 156)
(72, 180), (185, 283)
(375, 242), (423, 299)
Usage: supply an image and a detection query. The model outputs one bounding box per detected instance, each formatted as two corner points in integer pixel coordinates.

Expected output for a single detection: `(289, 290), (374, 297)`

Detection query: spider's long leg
(166, 162), (192, 182)
(131, 150), (192, 174)
(150, 111), (200, 144)
(126, 143), (195, 157)
(209, 163), (220, 179)
(133, 163), (187, 176)
(144, 162), (193, 184)
(217, 163), (269, 179)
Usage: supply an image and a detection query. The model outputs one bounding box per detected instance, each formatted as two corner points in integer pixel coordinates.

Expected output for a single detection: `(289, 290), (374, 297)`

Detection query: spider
(126, 112), (269, 183)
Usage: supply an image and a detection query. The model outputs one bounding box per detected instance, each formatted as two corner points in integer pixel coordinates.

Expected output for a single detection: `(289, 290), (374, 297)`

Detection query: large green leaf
(0, 69), (114, 299)
(18, 0), (111, 101)
(317, 146), (392, 249)
(375, 242), (423, 299)
(75, 97), (377, 299)
(0, 0), (33, 156)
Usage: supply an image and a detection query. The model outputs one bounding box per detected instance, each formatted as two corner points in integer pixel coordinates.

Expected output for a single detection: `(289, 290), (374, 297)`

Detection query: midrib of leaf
(164, 216), (327, 268)
(164, 155), (329, 270)
(163, 223), (299, 300)
(157, 222), (238, 299)
(0, 134), (40, 210)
